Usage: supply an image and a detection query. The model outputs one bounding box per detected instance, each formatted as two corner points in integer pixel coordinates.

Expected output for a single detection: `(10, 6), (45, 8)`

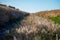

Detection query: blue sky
(0, 0), (60, 13)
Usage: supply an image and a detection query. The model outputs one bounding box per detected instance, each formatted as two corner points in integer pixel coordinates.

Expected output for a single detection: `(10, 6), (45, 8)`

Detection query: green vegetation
(49, 16), (60, 24)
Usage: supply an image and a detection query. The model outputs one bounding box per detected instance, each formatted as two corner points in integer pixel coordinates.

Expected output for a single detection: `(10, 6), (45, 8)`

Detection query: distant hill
(34, 10), (60, 19)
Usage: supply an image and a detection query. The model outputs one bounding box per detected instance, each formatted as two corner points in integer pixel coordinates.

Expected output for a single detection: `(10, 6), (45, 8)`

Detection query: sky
(0, 0), (60, 13)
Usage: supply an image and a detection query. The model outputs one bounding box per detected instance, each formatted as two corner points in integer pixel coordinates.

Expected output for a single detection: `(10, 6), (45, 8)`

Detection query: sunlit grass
(49, 16), (60, 24)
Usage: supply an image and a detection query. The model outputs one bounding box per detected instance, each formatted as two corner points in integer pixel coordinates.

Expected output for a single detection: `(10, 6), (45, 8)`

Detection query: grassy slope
(34, 10), (60, 24)
(0, 5), (30, 30)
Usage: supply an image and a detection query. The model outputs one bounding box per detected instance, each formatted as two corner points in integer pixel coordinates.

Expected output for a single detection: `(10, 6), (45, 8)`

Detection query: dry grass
(34, 10), (60, 19)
